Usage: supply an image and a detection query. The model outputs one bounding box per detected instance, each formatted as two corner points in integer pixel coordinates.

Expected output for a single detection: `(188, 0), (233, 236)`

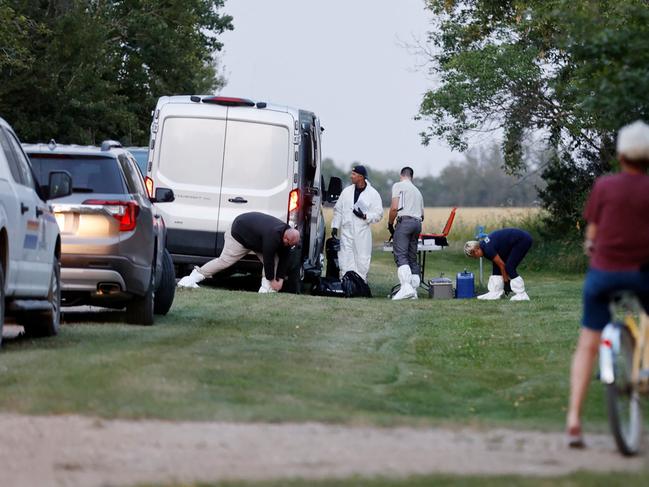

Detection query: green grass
(0, 243), (606, 432)
(139, 470), (649, 487)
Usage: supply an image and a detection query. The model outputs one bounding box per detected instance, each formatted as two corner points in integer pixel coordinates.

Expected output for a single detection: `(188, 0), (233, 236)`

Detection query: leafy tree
(107, 0), (233, 143)
(0, 1), (131, 143)
(418, 0), (649, 232)
(0, 2), (34, 72)
(0, 0), (232, 145)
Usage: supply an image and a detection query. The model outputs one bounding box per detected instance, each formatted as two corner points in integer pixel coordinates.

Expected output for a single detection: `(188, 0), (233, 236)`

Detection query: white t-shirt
(391, 179), (424, 220)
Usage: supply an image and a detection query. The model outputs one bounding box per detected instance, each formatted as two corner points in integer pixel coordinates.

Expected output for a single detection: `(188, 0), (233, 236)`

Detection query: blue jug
(456, 269), (475, 299)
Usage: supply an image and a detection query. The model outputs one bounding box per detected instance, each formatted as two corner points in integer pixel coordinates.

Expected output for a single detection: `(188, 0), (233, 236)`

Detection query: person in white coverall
(331, 165), (383, 282)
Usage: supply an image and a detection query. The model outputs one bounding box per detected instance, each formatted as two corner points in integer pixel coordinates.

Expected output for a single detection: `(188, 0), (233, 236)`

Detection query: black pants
(491, 233), (533, 279)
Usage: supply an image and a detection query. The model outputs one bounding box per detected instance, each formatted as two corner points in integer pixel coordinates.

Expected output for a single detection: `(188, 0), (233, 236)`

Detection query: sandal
(567, 426), (585, 449)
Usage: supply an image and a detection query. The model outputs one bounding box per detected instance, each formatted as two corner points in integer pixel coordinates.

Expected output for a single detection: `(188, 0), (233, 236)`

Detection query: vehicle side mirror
(326, 176), (342, 203)
(47, 171), (72, 199)
(153, 187), (175, 203)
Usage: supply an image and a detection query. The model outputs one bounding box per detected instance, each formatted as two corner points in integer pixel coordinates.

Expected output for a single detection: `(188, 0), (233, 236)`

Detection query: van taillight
(83, 200), (139, 232)
(288, 189), (299, 212)
(144, 177), (154, 198)
(201, 96), (255, 107)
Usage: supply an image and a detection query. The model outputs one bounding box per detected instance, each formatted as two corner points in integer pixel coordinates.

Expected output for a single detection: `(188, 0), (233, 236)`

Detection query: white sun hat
(617, 120), (649, 161)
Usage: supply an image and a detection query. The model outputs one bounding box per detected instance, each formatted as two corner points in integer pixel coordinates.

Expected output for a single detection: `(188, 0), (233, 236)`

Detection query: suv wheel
(154, 249), (175, 315)
(125, 269), (154, 326)
(22, 258), (62, 337)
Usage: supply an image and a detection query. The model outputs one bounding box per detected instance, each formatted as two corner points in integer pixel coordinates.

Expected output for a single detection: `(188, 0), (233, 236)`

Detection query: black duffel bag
(313, 277), (345, 297)
(341, 271), (372, 298)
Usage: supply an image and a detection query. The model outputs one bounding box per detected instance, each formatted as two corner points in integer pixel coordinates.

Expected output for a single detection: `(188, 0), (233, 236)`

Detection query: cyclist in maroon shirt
(566, 121), (649, 448)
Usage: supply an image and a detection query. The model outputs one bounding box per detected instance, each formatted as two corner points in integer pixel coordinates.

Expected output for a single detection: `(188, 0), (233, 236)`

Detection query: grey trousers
(393, 217), (421, 273)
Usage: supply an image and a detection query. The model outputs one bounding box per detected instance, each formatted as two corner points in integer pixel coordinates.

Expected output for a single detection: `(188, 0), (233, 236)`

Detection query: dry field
(324, 206), (542, 241)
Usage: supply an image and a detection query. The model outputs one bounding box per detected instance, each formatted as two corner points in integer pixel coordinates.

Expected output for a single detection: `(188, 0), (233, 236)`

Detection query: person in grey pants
(388, 166), (425, 300)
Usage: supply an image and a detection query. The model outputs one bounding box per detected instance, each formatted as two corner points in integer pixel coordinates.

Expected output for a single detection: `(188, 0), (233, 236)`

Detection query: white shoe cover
(177, 267), (205, 288)
(393, 265), (416, 300)
(477, 275), (504, 300)
(509, 276), (530, 301)
(258, 277), (278, 294)
(410, 274), (420, 299)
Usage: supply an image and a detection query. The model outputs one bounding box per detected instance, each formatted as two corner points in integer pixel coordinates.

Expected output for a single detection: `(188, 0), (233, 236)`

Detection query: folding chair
(420, 207), (457, 247)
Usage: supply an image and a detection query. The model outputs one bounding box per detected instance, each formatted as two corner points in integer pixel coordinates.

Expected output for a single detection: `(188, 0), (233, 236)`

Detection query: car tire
(0, 265), (5, 348)
(125, 270), (154, 326)
(22, 258), (62, 338)
(154, 249), (175, 315)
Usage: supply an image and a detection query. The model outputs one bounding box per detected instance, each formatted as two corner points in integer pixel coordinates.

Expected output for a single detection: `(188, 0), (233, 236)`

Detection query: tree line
(322, 144), (543, 208)
(0, 0), (232, 145)
(3, 1), (648, 233)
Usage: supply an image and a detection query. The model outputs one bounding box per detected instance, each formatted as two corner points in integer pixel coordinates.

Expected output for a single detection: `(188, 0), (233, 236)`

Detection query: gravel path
(0, 413), (647, 487)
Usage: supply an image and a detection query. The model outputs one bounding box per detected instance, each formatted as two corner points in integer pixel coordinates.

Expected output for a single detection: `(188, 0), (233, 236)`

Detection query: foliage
(0, 2), (34, 71)
(0, 0), (232, 145)
(419, 0), (649, 233)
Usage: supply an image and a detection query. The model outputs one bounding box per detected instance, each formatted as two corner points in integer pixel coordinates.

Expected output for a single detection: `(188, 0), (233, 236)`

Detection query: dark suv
(23, 140), (176, 325)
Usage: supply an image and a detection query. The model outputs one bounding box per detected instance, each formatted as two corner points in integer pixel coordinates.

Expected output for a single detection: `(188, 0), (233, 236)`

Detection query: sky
(219, 0), (460, 176)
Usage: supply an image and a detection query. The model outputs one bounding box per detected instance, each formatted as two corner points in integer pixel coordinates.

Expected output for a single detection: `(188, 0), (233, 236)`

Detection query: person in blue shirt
(464, 228), (533, 300)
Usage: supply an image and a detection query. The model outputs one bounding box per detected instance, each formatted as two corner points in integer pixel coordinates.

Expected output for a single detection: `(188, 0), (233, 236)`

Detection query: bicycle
(599, 292), (649, 455)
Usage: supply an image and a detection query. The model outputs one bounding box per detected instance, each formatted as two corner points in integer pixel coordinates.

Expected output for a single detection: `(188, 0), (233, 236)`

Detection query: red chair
(420, 207), (457, 247)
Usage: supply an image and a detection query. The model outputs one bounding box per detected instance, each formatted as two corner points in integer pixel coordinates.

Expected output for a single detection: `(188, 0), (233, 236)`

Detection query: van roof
(158, 95), (300, 114)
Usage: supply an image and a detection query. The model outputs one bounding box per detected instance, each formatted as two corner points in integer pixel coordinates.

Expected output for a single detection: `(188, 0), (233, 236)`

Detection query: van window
(158, 117), (226, 186)
(222, 120), (289, 189)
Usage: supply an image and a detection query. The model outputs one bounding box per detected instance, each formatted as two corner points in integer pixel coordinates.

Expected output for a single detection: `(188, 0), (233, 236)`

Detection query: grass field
(140, 471), (649, 487)
(3, 232), (647, 485)
(1, 241), (599, 430)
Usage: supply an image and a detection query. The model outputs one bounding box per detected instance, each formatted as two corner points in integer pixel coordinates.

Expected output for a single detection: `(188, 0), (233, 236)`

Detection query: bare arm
(584, 223), (597, 256)
(388, 197), (399, 225)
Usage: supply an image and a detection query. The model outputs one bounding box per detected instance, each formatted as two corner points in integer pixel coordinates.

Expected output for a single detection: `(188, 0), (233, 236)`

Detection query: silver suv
(0, 117), (72, 345)
(23, 140), (176, 325)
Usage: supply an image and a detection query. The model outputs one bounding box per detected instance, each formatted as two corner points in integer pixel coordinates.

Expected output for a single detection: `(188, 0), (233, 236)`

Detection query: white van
(144, 95), (341, 290)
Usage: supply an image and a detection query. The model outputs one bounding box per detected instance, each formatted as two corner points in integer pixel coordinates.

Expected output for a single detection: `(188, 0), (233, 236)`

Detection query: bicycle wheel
(606, 324), (643, 456)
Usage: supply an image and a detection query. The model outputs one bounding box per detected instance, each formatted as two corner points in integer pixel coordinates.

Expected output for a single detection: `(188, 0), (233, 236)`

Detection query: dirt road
(0, 413), (646, 487)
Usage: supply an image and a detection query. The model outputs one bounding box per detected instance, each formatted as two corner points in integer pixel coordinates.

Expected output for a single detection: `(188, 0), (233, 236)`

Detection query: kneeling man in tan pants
(177, 212), (300, 293)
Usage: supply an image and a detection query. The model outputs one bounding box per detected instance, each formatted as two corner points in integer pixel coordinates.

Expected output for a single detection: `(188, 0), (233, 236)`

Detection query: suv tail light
(287, 189), (299, 227)
(144, 176), (154, 198)
(83, 199), (140, 232)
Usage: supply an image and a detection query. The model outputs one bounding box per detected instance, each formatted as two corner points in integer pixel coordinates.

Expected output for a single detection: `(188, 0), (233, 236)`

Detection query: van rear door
(306, 117), (324, 269)
(156, 112), (226, 257)
(217, 110), (293, 246)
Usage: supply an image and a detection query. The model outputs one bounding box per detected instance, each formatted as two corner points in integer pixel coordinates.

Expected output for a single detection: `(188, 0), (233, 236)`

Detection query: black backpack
(341, 271), (372, 298)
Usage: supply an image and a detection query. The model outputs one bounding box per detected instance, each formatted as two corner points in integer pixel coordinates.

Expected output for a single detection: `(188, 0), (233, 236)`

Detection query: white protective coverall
(331, 181), (383, 281)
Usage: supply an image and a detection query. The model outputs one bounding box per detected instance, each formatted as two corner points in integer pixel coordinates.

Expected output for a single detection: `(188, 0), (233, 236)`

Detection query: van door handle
(36, 206), (44, 217)
(228, 197), (248, 203)
(20, 203), (29, 214)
